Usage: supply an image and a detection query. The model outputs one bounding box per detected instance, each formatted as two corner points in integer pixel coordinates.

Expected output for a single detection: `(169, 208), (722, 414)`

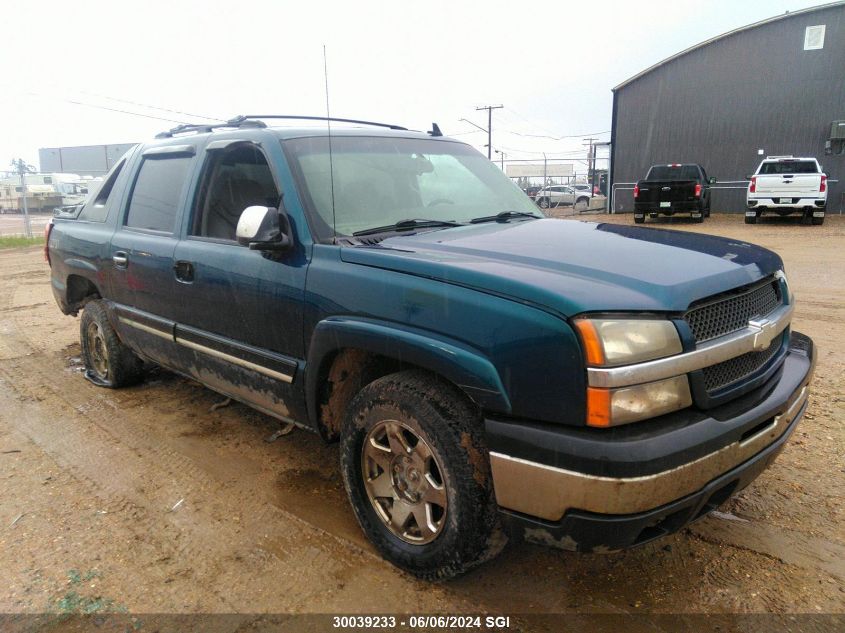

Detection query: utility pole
(476, 104), (503, 160)
(10, 159), (33, 238)
(494, 149), (507, 172)
(582, 137), (597, 192)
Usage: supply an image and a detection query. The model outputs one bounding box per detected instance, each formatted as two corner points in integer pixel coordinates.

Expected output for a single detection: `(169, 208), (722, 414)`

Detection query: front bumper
(486, 331), (815, 552)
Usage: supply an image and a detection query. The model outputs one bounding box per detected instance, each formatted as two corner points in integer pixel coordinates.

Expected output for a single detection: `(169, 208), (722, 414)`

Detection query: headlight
(586, 376), (693, 427)
(574, 317), (689, 427)
(573, 318), (682, 367)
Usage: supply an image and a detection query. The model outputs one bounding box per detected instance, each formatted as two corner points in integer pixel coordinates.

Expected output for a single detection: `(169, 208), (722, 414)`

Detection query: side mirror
(708, 177), (717, 184)
(236, 206), (292, 251)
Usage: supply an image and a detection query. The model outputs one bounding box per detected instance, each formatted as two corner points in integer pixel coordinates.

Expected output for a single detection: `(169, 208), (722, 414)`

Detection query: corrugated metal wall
(612, 4), (845, 213)
(39, 143), (137, 176)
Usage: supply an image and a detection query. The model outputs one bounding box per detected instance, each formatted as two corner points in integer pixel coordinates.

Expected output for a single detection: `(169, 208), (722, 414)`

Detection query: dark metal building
(610, 2), (845, 213)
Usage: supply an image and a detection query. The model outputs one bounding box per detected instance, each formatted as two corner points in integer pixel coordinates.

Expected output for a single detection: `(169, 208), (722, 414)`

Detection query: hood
(340, 219), (783, 317)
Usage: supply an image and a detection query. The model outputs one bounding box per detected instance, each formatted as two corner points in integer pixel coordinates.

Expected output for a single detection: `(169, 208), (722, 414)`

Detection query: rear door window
(125, 156), (193, 233)
(79, 159), (126, 222)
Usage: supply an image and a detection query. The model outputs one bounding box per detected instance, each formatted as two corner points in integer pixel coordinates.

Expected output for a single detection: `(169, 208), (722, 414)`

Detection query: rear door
(109, 144), (199, 368)
(170, 137), (307, 422)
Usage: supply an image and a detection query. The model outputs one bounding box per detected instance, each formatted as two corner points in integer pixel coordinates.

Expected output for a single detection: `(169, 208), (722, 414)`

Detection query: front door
(171, 139), (308, 422)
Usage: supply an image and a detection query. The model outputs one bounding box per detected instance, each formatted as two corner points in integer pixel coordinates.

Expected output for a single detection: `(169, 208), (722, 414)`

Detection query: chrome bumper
(490, 353), (813, 522)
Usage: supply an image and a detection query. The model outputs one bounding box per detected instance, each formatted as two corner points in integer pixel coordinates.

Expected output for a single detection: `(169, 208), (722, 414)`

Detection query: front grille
(684, 277), (781, 343)
(701, 335), (783, 393)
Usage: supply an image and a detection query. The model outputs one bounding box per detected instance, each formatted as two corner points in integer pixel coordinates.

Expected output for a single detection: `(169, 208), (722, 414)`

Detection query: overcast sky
(1, 0), (828, 173)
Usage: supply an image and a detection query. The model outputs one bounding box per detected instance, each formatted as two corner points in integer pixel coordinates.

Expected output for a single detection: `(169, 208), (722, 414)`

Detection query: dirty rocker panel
(112, 303), (297, 383)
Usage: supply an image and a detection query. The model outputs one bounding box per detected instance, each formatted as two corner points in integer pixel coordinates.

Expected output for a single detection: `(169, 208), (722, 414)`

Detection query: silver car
(535, 185), (592, 211)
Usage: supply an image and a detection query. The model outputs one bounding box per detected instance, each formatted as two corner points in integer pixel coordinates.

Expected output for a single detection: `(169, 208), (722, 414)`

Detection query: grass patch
(0, 235), (45, 249)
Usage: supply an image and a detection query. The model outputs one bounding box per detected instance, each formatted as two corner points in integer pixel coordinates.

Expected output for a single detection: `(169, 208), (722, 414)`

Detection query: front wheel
(80, 300), (144, 387)
(537, 197), (550, 209)
(574, 197), (589, 212)
(340, 371), (504, 580)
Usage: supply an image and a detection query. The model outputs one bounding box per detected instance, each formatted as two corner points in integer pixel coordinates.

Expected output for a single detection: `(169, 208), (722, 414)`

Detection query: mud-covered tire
(79, 300), (144, 388)
(340, 370), (505, 580)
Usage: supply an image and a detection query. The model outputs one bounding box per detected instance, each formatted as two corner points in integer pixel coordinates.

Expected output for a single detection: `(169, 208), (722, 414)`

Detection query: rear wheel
(537, 197), (550, 209)
(745, 213), (757, 224)
(79, 300), (144, 388)
(812, 214), (825, 225)
(340, 370), (504, 580)
(634, 213), (645, 224)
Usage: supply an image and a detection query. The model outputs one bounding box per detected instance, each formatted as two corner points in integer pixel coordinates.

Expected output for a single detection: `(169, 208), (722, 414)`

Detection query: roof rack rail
(155, 114), (408, 139)
(229, 114), (408, 131)
(155, 118), (267, 139)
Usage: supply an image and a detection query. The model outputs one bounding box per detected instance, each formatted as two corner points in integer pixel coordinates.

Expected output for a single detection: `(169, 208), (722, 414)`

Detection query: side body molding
(305, 317), (512, 425)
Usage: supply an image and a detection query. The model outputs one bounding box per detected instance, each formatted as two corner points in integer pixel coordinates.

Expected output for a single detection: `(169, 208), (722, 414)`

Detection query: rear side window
(758, 161), (818, 175)
(125, 157), (192, 233)
(79, 159), (126, 222)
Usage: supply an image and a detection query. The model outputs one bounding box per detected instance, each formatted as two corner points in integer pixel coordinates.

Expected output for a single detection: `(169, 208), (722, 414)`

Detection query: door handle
(174, 260), (195, 283)
(112, 251), (128, 268)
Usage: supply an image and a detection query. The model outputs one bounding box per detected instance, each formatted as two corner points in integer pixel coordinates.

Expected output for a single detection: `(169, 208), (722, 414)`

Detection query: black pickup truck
(46, 116), (815, 580)
(634, 163), (714, 223)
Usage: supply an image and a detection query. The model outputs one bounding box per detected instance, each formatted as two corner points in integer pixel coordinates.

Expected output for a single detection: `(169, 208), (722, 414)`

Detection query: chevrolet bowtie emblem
(748, 318), (779, 351)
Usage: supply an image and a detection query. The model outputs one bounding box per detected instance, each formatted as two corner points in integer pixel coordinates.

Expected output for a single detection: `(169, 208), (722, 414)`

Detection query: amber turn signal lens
(573, 319), (605, 366)
(586, 387), (612, 428)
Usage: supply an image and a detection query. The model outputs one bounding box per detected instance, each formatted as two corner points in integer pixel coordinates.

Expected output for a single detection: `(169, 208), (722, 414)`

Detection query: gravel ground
(0, 213), (842, 630)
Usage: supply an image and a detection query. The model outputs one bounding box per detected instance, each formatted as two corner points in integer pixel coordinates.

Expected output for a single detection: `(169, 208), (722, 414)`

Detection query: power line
(26, 92), (191, 124)
(501, 107), (610, 140)
(78, 90), (225, 122)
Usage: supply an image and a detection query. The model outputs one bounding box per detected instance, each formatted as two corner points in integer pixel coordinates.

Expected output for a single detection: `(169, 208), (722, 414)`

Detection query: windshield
(283, 136), (541, 241)
(759, 160), (818, 175)
(646, 165), (701, 180)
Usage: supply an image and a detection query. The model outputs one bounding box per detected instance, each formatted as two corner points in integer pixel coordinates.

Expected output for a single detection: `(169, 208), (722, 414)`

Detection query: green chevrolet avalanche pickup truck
(46, 116), (815, 579)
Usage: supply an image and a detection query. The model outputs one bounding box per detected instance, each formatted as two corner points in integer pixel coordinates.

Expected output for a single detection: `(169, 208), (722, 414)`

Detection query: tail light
(749, 177), (757, 193)
(633, 184), (639, 199)
(44, 221), (53, 266)
(694, 183), (702, 198)
(820, 174), (827, 193)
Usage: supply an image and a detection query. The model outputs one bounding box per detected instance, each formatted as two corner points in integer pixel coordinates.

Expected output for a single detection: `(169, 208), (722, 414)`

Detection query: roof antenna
(323, 45), (338, 244)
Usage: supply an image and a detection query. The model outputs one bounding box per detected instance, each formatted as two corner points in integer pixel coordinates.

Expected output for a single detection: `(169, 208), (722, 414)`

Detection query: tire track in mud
(0, 265), (481, 613)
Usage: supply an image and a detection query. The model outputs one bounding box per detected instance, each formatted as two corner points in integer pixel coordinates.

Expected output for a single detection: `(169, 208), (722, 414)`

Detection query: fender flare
(305, 317), (512, 425)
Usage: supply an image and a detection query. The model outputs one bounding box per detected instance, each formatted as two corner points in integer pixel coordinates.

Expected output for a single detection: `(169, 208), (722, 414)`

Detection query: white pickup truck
(746, 156), (827, 225)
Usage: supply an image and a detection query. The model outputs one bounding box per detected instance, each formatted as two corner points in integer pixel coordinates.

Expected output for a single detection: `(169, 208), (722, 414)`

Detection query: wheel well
(66, 275), (101, 314)
(315, 348), (479, 442)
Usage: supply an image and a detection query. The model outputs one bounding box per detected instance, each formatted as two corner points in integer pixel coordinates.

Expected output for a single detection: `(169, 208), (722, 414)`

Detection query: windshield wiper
(352, 218), (464, 237)
(469, 210), (541, 224)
